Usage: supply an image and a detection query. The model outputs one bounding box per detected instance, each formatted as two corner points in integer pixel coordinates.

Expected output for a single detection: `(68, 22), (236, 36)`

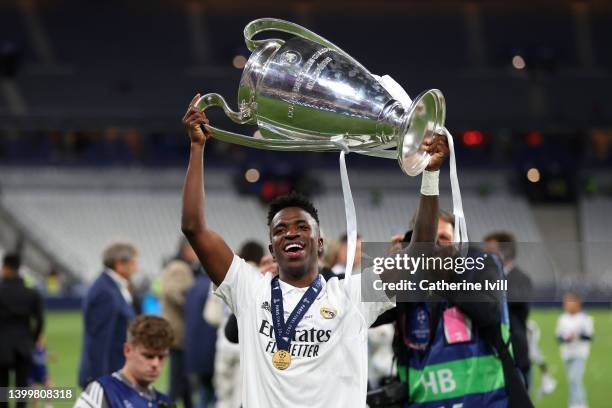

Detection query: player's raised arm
(378, 133), (448, 295)
(181, 94), (233, 286)
(409, 132), (449, 245)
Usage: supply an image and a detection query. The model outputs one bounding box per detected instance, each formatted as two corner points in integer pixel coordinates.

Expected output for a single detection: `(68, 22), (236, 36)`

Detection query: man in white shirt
(180, 94), (448, 407)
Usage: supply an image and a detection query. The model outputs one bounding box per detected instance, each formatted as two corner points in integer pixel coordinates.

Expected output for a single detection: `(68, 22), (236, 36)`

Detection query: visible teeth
(284, 243), (303, 251)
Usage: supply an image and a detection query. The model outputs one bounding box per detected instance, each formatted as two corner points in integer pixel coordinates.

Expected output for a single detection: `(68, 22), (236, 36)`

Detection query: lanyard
(271, 275), (322, 350)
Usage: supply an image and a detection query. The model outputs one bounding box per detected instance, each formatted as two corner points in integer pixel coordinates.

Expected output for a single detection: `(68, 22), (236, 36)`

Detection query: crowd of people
(0, 230), (596, 408)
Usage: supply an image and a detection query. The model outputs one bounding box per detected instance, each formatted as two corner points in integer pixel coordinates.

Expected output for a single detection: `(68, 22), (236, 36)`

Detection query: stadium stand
(580, 197), (612, 243)
(0, 189), (262, 282)
(0, 166), (541, 283)
(579, 197), (612, 288)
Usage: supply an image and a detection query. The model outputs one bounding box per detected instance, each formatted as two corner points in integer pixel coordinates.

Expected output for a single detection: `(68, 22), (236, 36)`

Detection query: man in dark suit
(78, 241), (138, 389)
(485, 231), (533, 388)
(0, 253), (44, 408)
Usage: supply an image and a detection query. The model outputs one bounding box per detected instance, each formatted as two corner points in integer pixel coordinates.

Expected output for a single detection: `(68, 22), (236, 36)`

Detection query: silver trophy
(197, 18), (446, 176)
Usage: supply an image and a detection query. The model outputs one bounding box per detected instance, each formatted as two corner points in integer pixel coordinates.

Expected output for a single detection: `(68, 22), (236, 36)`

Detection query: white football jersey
(214, 255), (394, 408)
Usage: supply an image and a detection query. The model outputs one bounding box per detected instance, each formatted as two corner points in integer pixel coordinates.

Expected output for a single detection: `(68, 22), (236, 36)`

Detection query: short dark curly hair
(267, 192), (319, 226)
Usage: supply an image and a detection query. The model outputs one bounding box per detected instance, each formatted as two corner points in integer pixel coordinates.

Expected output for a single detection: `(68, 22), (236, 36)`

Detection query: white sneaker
(540, 373), (557, 394)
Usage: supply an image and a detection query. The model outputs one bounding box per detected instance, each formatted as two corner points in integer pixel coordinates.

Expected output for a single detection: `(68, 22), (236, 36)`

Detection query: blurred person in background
(45, 269), (62, 297)
(526, 320), (556, 400)
(556, 292), (593, 408)
(237, 241), (265, 270)
(318, 238), (339, 281)
(331, 233), (362, 278)
(75, 315), (175, 408)
(140, 276), (162, 316)
(160, 238), (196, 408)
(322, 239), (340, 270)
(484, 231), (533, 388)
(79, 241), (138, 389)
(184, 256), (219, 407)
(258, 254), (278, 276)
(0, 253), (44, 408)
(29, 336), (58, 408)
(367, 322), (394, 389)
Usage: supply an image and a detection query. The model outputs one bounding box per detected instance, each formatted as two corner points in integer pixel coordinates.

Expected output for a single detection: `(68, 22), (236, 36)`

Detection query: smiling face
(269, 207), (323, 281)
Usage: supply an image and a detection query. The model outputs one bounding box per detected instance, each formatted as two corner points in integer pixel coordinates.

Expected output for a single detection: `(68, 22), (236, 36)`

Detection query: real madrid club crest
(272, 349), (292, 370)
(320, 306), (337, 320)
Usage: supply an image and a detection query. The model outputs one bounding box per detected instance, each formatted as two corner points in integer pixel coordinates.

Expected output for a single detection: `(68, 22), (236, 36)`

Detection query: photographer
(368, 214), (533, 408)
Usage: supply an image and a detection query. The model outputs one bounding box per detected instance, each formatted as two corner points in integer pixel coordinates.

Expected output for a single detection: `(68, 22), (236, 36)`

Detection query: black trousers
(0, 352), (32, 408)
(169, 348), (192, 408)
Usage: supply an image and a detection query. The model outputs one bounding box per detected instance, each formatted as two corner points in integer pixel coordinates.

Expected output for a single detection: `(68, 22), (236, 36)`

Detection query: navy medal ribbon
(271, 274), (322, 351)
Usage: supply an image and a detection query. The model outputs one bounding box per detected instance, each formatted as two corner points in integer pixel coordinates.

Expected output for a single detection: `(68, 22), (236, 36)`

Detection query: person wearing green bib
(370, 215), (534, 408)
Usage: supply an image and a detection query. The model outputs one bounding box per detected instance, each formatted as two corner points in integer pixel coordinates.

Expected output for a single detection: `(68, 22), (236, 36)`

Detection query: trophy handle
(195, 93), (343, 152)
(196, 93), (250, 125)
(244, 18), (369, 73)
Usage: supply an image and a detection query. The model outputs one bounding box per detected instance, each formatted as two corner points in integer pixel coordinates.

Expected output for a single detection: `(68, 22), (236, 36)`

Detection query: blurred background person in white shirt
(556, 292), (594, 408)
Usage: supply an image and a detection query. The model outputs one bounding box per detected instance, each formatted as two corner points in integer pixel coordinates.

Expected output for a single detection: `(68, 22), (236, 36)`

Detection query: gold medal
(272, 350), (292, 370)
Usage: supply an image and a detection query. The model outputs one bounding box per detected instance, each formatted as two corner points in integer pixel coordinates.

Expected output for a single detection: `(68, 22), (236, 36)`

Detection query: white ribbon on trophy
(338, 75), (469, 291)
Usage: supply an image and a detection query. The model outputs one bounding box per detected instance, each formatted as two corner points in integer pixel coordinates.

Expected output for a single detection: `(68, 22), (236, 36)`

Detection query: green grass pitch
(41, 309), (611, 407)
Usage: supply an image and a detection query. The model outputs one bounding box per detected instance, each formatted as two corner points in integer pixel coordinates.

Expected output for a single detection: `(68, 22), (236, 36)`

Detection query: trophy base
(398, 89), (446, 176)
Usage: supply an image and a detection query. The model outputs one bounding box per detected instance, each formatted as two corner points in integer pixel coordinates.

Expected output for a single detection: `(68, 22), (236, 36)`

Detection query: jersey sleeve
(213, 254), (265, 316)
(346, 273), (395, 327)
